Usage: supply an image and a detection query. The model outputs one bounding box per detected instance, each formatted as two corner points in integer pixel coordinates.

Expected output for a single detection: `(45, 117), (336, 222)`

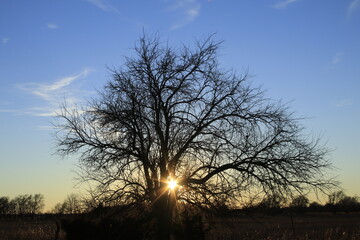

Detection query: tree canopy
(55, 35), (335, 211)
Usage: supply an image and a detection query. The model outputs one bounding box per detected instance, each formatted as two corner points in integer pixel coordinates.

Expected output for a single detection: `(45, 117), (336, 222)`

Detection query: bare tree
(55, 35), (335, 239)
(328, 190), (346, 205)
(326, 191), (360, 213)
(30, 194), (45, 214)
(52, 194), (82, 214)
(0, 197), (10, 214)
(10, 194), (44, 214)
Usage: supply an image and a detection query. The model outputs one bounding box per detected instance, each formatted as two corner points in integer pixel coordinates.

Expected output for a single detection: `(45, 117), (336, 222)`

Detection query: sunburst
(167, 179), (178, 190)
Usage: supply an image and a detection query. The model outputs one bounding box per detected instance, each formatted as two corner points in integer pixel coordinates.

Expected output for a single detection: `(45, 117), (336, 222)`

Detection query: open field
(0, 213), (359, 240)
(0, 216), (66, 240)
(207, 213), (360, 240)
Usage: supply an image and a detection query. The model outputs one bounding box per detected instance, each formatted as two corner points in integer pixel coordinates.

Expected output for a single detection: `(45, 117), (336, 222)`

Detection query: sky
(0, 0), (359, 211)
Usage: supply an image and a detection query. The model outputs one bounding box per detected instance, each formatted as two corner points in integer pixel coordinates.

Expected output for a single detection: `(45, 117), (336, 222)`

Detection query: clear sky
(0, 0), (359, 211)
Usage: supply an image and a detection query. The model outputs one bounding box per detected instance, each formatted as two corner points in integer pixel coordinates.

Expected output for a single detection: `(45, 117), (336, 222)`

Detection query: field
(207, 213), (360, 239)
(0, 213), (359, 240)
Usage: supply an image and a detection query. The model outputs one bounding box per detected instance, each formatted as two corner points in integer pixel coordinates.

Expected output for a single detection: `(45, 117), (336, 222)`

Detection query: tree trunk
(153, 189), (176, 240)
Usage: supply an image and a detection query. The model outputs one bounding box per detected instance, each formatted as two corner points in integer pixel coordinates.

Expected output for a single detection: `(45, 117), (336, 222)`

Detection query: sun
(167, 179), (178, 190)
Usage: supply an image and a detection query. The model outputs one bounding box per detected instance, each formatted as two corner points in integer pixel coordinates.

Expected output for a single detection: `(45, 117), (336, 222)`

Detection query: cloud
(1, 38), (9, 44)
(47, 23), (58, 29)
(348, 0), (360, 18)
(332, 52), (345, 64)
(272, 0), (300, 9)
(16, 68), (94, 117)
(166, 0), (201, 29)
(335, 99), (353, 108)
(85, 0), (119, 13)
(37, 125), (58, 131)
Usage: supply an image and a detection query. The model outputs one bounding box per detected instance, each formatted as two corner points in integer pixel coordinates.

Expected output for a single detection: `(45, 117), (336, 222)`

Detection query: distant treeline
(0, 194), (44, 215)
(239, 191), (360, 215)
(1, 190), (359, 216)
(0, 193), (86, 215)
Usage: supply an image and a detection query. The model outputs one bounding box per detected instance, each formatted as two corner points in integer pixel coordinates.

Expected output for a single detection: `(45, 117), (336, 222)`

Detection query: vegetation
(0, 194), (44, 215)
(325, 191), (360, 214)
(1, 211), (360, 240)
(54, 34), (336, 239)
(52, 194), (83, 214)
(1, 191), (360, 239)
(1, 35), (347, 240)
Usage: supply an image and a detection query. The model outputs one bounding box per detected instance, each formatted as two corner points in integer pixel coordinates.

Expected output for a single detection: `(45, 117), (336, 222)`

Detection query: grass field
(206, 213), (360, 239)
(0, 218), (60, 240)
(0, 213), (359, 239)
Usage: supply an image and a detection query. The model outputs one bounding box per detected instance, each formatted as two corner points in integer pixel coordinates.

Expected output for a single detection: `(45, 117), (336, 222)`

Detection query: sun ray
(167, 179), (178, 190)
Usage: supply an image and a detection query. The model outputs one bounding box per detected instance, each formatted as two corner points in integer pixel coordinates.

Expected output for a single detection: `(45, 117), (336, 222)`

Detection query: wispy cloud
(16, 68), (94, 117)
(272, 0), (300, 9)
(37, 125), (59, 131)
(166, 0), (201, 29)
(1, 38), (9, 45)
(85, 0), (119, 13)
(348, 0), (360, 18)
(332, 52), (345, 64)
(335, 99), (353, 108)
(47, 23), (58, 29)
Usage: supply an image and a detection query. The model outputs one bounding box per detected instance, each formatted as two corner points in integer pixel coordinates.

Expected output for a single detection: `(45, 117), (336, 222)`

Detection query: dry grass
(206, 213), (360, 240)
(0, 218), (66, 240)
(0, 213), (359, 239)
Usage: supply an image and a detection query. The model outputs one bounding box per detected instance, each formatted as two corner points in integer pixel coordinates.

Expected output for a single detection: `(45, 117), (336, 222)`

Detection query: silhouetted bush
(338, 196), (360, 213)
(289, 195), (309, 214)
(59, 203), (209, 240)
(308, 201), (323, 212)
(61, 216), (147, 240)
(325, 191), (360, 213)
(172, 207), (205, 240)
(251, 194), (286, 215)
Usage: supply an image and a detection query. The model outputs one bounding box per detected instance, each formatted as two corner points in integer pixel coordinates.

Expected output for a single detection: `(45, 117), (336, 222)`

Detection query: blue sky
(0, 0), (359, 211)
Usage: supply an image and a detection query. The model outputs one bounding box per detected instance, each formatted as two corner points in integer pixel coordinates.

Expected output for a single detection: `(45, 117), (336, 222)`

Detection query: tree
(12, 195), (32, 214)
(326, 191), (360, 213)
(328, 190), (346, 205)
(290, 195), (309, 213)
(338, 195), (360, 212)
(52, 202), (66, 214)
(30, 194), (45, 214)
(0, 196), (10, 214)
(308, 201), (322, 212)
(290, 195), (309, 208)
(52, 194), (82, 214)
(256, 193), (286, 214)
(11, 194), (45, 214)
(55, 35), (335, 239)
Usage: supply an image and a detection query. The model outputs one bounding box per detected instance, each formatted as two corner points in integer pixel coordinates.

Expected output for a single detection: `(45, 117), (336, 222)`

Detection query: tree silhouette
(4, 194), (45, 215)
(55, 35), (335, 239)
(0, 197), (10, 214)
(290, 195), (309, 208)
(290, 195), (309, 213)
(328, 190), (346, 205)
(326, 191), (360, 213)
(52, 194), (82, 214)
